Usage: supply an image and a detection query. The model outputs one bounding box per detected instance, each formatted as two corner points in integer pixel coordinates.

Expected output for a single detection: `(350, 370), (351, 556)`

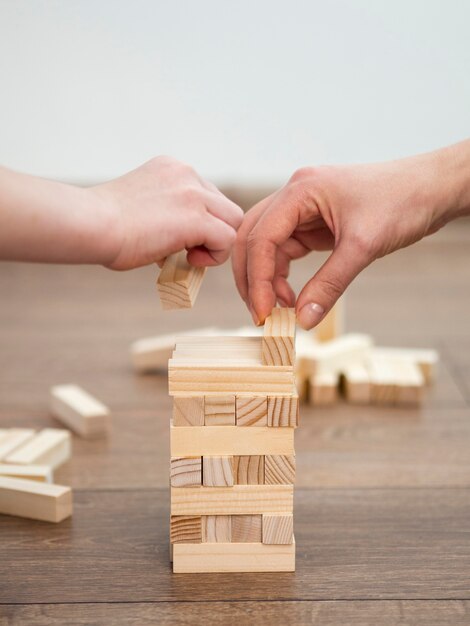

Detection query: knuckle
(180, 185), (204, 206)
(348, 229), (379, 260)
(319, 275), (345, 300)
(289, 166), (316, 184)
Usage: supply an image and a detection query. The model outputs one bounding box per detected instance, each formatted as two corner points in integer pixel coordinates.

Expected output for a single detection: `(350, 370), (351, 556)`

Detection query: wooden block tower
(168, 307), (298, 573)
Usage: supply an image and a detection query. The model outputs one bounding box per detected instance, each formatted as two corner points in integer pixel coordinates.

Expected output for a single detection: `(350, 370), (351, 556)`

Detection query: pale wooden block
(0, 429), (36, 461)
(231, 514), (262, 542)
(299, 333), (374, 375)
(367, 355), (397, 406)
(202, 456), (234, 487)
(314, 300), (344, 342)
(373, 347), (439, 385)
(236, 396), (268, 426)
(170, 515), (202, 543)
(171, 485), (293, 516)
(173, 397), (205, 427)
(343, 363), (372, 404)
(173, 539), (295, 573)
(233, 455), (264, 485)
(393, 360), (425, 407)
(6, 429), (71, 469)
(204, 395), (236, 426)
(170, 425), (294, 457)
(262, 514), (294, 544)
(262, 307), (296, 366)
(0, 476), (72, 523)
(308, 371), (339, 406)
(0, 464), (52, 483)
(267, 393), (299, 427)
(170, 457), (202, 487)
(175, 336), (261, 361)
(157, 251), (206, 310)
(203, 515), (231, 543)
(264, 455), (296, 485)
(0, 429), (8, 443)
(50, 384), (110, 438)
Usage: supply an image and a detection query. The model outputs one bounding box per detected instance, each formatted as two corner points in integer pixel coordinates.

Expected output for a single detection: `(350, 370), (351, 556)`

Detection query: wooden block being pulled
(0, 429), (36, 461)
(315, 300), (343, 343)
(202, 456), (234, 487)
(6, 429), (71, 469)
(231, 514), (262, 542)
(262, 307), (296, 366)
(173, 397), (205, 427)
(264, 455), (296, 485)
(0, 464), (52, 483)
(157, 251), (206, 309)
(50, 384), (110, 438)
(343, 363), (372, 404)
(262, 514), (294, 544)
(236, 396), (268, 426)
(170, 515), (202, 543)
(170, 457), (202, 487)
(204, 396), (236, 426)
(0, 476), (72, 522)
(203, 515), (231, 543)
(308, 370), (339, 406)
(233, 455), (264, 485)
(267, 393), (299, 427)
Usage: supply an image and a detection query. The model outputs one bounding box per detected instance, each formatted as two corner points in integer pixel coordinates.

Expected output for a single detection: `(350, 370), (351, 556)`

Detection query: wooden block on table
(170, 457), (202, 487)
(173, 397), (205, 427)
(298, 333), (373, 376)
(0, 476), (72, 522)
(0, 429), (8, 443)
(50, 384), (110, 438)
(264, 455), (296, 485)
(6, 429), (71, 469)
(157, 251), (206, 310)
(231, 514), (262, 543)
(367, 355), (397, 406)
(202, 456), (234, 487)
(262, 514), (294, 544)
(236, 396), (268, 426)
(267, 393), (299, 427)
(393, 360), (425, 407)
(203, 515), (231, 542)
(373, 347), (439, 385)
(0, 429), (36, 461)
(0, 464), (52, 483)
(343, 363), (372, 404)
(204, 395), (236, 426)
(173, 539), (295, 573)
(170, 515), (202, 543)
(233, 455), (264, 485)
(262, 307), (296, 366)
(314, 300), (343, 342)
(308, 370), (339, 406)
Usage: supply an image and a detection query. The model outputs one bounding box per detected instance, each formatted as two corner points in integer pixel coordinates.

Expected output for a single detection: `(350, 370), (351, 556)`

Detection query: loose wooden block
(0, 429), (36, 461)
(6, 429), (71, 469)
(262, 514), (294, 544)
(343, 363), (372, 404)
(157, 251), (206, 309)
(202, 456), (234, 487)
(231, 514), (262, 542)
(204, 395), (236, 426)
(373, 347), (438, 385)
(171, 484), (293, 516)
(170, 425), (294, 456)
(50, 384), (111, 438)
(233, 455), (264, 485)
(173, 397), (205, 427)
(308, 371), (339, 406)
(0, 476), (72, 523)
(367, 355), (396, 406)
(203, 515), (231, 542)
(170, 515), (202, 543)
(173, 539), (295, 573)
(298, 333), (373, 376)
(0, 464), (52, 483)
(393, 360), (425, 407)
(264, 455), (296, 485)
(170, 457), (202, 487)
(314, 300), (343, 342)
(236, 396), (268, 426)
(267, 393), (299, 427)
(262, 307), (296, 366)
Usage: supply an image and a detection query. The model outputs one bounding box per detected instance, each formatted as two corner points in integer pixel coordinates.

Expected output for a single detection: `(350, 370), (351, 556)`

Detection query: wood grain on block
(50, 384), (110, 437)
(262, 307), (296, 366)
(343, 363), (372, 404)
(393, 360), (425, 407)
(203, 515), (231, 543)
(0, 464), (52, 483)
(0, 429), (36, 461)
(6, 429), (71, 469)
(233, 455), (264, 485)
(265, 455), (296, 485)
(262, 514), (294, 544)
(173, 397), (204, 427)
(157, 251), (206, 310)
(373, 346), (439, 385)
(170, 515), (202, 544)
(267, 393), (299, 427)
(170, 457), (202, 487)
(170, 485), (293, 516)
(308, 371), (339, 406)
(315, 300), (343, 342)
(231, 514), (262, 543)
(204, 395), (235, 426)
(236, 396), (268, 426)
(0, 476), (72, 523)
(202, 456), (234, 487)
(173, 539), (295, 573)
(170, 425), (294, 456)
(175, 336), (261, 361)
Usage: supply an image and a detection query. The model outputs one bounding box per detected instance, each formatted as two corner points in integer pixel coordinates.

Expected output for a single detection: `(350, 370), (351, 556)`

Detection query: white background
(0, 0), (469, 185)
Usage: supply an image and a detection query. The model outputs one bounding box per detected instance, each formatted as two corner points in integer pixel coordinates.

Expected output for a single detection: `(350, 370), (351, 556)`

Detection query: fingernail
(249, 305), (260, 326)
(297, 302), (325, 330)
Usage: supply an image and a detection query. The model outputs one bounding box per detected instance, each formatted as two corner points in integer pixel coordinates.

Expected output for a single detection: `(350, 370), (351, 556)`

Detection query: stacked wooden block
(168, 308), (298, 573)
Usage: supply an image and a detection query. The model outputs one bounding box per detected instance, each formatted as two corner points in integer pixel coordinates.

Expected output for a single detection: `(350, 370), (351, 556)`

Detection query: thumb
(295, 240), (369, 330)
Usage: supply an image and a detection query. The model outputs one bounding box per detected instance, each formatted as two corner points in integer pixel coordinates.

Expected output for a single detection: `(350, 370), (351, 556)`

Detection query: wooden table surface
(1, 212), (470, 625)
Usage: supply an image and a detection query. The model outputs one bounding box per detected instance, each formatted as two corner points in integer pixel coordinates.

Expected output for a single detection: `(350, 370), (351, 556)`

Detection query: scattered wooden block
(298, 333), (373, 376)
(343, 363), (372, 404)
(0, 464), (52, 483)
(170, 515), (202, 543)
(204, 395), (236, 426)
(393, 360), (425, 407)
(262, 308), (296, 366)
(202, 456), (234, 487)
(157, 251), (206, 309)
(267, 393), (299, 427)
(170, 457), (202, 487)
(262, 514), (294, 544)
(0, 429), (36, 461)
(6, 429), (71, 469)
(373, 347), (439, 385)
(233, 455), (264, 485)
(0, 476), (72, 523)
(203, 515), (231, 543)
(367, 355), (397, 406)
(308, 370), (339, 406)
(173, 397), (205, 427)
(50, 384), (111, 438)
(236, 396), (268, 426)
(264, 455), (296, 485)
(315, 300), (343, 342)
(231, 514), (262, 542)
